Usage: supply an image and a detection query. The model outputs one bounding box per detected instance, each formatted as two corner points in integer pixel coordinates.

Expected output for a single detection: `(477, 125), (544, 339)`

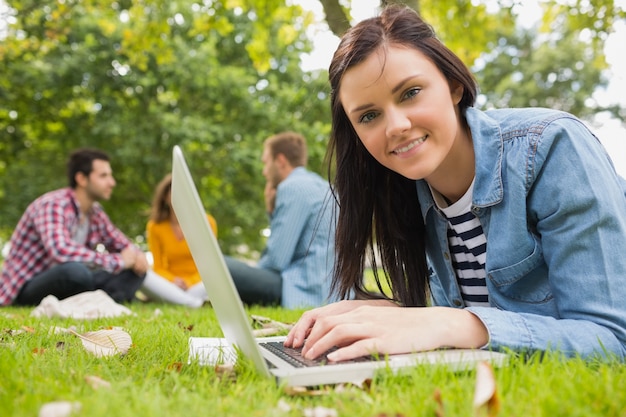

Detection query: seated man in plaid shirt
(0, 148), (147, 306)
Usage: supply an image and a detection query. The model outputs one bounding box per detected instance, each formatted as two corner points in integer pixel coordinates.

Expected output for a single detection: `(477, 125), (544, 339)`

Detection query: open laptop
(171, 145), (507, 387)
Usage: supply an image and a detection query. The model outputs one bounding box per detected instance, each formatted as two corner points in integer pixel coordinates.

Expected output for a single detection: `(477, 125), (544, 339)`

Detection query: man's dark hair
(265, 131), (308, 167)
(67, 148), (110, 188)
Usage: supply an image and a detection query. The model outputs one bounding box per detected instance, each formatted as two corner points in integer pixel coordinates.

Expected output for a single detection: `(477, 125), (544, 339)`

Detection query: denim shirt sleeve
(463, 115), (626, 359)
(420, 109), (626, 359)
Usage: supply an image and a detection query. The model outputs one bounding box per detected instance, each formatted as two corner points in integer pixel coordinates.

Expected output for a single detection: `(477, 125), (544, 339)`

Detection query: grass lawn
(1, 302), (625, 417)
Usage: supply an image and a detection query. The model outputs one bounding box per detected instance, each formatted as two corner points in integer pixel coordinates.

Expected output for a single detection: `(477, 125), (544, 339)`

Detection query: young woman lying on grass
(285, 5), (626, 362)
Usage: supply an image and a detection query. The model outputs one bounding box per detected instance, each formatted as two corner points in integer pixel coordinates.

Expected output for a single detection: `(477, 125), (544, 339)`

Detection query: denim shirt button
(453, 299), (463, 307)
(444, 252), (450, 260)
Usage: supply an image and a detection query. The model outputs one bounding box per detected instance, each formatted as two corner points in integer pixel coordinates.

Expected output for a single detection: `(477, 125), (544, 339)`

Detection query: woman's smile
(391, 135), (428, 156)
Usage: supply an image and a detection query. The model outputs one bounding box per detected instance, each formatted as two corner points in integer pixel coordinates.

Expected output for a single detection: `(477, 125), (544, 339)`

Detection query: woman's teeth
(393, 136), (427, 154)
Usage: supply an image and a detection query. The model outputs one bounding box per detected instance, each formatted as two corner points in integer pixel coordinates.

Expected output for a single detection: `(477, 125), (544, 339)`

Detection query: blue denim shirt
(258, 167), (337, 309)
(419, 107), (626, 359)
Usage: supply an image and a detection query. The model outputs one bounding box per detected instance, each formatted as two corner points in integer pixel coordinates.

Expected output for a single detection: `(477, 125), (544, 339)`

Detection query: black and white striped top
(431, 181), (490, 307)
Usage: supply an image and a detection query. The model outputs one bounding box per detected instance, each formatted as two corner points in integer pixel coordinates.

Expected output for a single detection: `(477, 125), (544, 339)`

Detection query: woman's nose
(385, 109), (411, 138)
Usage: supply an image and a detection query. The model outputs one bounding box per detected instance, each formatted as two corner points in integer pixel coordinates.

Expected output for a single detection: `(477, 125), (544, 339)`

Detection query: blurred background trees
(0, 0), (624, 258)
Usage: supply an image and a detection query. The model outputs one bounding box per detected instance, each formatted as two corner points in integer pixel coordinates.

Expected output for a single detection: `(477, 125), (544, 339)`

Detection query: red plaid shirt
(0, 188), (132, 305)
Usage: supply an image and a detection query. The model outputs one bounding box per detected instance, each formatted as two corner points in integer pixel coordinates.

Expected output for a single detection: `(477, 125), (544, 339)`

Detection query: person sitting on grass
(140, 173), (217, 308)
(0, 148), (147, 306)
(224, 131), (337, 309)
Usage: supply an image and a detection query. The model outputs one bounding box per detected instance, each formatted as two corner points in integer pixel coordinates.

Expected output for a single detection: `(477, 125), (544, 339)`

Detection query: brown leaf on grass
(434, 388), (445, 417)
(214, 363), (237, 383)
(69, 328), (132, 357)
(32, 347), (46, 355)
(177, 322), (194, 332)
(22, 325), (36, 333)
(85, 375), (111, 389)
(283, 385), (331, 397)
(5, 328), (26, 336)
(283, 379), (374, 398)
(168, 362), (183, 372)
(339, 378), (373, 392)
(473, 361), (500, 417)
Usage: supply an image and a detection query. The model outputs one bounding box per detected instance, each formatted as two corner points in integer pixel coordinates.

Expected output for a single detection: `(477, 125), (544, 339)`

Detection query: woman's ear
(450, 80), (464, 105)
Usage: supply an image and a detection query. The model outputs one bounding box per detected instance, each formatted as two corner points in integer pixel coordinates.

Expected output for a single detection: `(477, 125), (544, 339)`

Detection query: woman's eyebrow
(347, 75), (422, 115)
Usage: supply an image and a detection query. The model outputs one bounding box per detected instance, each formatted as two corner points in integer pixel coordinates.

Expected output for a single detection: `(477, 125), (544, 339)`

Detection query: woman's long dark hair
(326, 5), (478, 307)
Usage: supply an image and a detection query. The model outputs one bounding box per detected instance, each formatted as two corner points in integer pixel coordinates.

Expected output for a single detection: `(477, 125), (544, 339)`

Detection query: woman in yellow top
(141, 174), (218, 307)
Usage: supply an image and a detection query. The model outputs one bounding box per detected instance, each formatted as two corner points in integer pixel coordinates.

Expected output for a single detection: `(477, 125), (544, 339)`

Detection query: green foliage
(1, 0), (624, 255)
(420, 0), (517, 67)
(0, 0), (330, 255)
(474, 1), (625, 118)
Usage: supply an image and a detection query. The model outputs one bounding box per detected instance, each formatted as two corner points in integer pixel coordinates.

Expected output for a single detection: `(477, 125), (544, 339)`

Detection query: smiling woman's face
(339, 44), (465, 181)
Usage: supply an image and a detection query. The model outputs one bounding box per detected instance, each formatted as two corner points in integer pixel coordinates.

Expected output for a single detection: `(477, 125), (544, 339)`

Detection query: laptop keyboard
(259, 341), (372, 368)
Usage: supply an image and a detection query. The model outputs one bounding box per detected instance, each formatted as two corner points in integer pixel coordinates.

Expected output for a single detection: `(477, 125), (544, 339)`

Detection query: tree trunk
(382, 0), (419, 13)
(319, 0), (420, 38)
(319, 0), (351, 37)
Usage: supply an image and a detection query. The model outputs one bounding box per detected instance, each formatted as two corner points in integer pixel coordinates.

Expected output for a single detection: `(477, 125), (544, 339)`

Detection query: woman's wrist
(440, 307), (489, 349)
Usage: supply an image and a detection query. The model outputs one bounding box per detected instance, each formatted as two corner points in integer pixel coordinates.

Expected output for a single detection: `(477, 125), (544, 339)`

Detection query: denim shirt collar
(417, 107), (504, 219)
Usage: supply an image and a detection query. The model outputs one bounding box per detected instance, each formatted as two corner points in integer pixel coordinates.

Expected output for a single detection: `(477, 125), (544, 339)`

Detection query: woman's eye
(403, 87), (421, 101)
(358, 111), (377, 124)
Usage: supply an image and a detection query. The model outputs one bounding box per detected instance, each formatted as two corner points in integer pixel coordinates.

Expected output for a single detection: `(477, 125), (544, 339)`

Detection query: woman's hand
(173, 277), (188, 290)
(284, 299), (398, 350)
(287, 303), (489, 362)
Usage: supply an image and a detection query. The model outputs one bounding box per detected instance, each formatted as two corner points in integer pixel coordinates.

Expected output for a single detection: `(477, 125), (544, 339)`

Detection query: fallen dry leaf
(434, 388), (445, 417)
(214, 363), (237, 383)
(283, 385), (331, 397)
(85, 375), (111, 390)
(251, 315), (293, 336)
(38, 401), (81, 417)
(69, 328), (132, 357)
(168, 362), (183, 372)
(177, 322), (195, 332)
(473, 361), (500, 417)
(276, 399), (292, 412)
(5, 329), (24, 337)
(303, 406), (338, 417)
(374, 414), (407, 417)
(49, 325), (77, 335)
(252, 328), (286, 337)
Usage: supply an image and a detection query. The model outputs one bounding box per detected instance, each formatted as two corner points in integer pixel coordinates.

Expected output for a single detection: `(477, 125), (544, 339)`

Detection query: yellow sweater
(146, 215), (217, 287)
